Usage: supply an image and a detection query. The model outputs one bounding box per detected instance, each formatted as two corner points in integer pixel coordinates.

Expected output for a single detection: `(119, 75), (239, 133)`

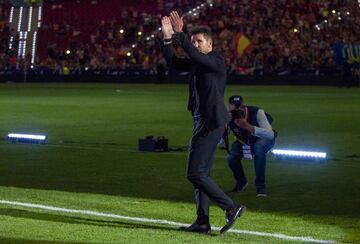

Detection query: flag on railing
(333, 43), (360, 65)
(234, 32), (252, 58)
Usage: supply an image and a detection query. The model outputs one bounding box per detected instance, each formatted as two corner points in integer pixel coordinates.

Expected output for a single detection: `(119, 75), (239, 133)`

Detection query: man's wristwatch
(163, 38), (172, 45)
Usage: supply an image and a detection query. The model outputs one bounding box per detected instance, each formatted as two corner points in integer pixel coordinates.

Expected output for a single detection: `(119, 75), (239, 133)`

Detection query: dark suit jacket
(162, 32), (229, 131)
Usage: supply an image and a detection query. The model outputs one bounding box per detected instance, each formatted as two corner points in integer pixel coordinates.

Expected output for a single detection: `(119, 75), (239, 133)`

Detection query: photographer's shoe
(231, 181), (248, 192)
(220, 204), (246, 234)
(179, 222), (211, 234)
(256, 188), (267, 197)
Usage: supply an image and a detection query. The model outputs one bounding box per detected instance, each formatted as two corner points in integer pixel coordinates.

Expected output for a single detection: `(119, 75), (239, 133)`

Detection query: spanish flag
(234, 32), (252, 58)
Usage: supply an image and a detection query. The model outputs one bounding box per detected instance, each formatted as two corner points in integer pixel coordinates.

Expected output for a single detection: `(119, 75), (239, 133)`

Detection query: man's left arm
(253, 109), (274, 140)
(173, 32), (224, 72)
(169, 11), (224, 72)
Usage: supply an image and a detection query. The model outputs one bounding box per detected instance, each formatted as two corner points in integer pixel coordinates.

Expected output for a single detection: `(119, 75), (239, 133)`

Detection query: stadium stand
(1, 0), (359, 77)
(0, 1), (12, 70)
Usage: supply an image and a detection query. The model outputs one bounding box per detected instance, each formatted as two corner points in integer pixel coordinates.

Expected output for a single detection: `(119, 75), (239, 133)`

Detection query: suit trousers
(187, 116), (234, 217)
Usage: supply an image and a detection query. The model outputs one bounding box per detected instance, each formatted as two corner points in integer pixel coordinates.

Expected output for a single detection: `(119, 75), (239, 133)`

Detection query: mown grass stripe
(0, 200), (334, 243)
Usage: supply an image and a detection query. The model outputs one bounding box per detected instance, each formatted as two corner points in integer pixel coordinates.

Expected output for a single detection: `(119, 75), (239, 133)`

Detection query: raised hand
(169, 11), (183, 32)
(235, 118), (255, 134)
(161, 16), (174, 39)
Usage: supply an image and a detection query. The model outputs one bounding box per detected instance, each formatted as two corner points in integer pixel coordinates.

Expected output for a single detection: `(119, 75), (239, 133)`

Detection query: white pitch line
(0, 200), (334, 243)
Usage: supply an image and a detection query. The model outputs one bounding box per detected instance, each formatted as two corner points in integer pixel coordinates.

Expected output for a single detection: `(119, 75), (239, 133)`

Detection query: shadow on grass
(0, 236), (79, 244)
(0, 208), (174, 231)
(0, 143), (359, 220)
(0, 237), (81, 244)
(0, 208), (217, 237)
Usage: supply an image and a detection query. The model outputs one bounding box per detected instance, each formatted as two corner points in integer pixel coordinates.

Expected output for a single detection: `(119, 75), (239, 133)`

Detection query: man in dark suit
(161, 11), (245, 234)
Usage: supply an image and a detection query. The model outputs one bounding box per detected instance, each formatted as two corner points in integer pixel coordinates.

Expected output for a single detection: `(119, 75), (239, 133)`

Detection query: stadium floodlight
(272, 149), (327, 161)
(18, 7), (23, 31)
(9, 6), (14, 23)
(7, 133), (47, 144)
(9, 36), (13, 49)
(28, 6), (33, 31)
(31, 31), (37, 65)
(38, 6), (42, 28)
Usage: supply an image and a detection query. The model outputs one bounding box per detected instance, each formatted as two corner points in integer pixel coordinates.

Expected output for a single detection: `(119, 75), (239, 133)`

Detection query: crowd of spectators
(34, 0), (203, 75)
(36, 0), (162, 74)
(209, 0), (360, 75)
(0, 1), (12, 70)
(1, 0), (359, 75)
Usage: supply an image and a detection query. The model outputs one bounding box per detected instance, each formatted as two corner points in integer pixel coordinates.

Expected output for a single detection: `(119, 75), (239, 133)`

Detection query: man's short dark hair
(190, 26), (212, 40)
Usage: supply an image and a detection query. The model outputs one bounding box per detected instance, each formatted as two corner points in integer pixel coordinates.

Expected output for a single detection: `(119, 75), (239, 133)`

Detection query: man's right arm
(161, 41), (175, 66)
(161, 15), (191, 72)
(161, 42), (192, 71)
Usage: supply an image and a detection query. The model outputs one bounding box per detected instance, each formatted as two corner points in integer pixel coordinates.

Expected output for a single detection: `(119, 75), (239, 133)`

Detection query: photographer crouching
(225, 95), (276, 197)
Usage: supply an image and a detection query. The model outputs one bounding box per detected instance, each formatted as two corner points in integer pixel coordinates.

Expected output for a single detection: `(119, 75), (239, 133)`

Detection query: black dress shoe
(220, 204), (246, 234)
(179, 222), (211, 234)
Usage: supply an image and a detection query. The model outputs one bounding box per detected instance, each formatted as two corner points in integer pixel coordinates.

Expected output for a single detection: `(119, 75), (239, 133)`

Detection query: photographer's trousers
(187, 116), (234, 218)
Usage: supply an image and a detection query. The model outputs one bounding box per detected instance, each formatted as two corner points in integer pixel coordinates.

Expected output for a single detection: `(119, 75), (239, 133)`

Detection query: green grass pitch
(0, 83), (359, 243)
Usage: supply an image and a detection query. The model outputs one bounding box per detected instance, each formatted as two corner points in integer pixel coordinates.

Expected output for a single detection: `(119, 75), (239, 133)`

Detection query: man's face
(228, 103), (237, 112)
(191, 33), (212, 54)
(228, 103), (245, 112)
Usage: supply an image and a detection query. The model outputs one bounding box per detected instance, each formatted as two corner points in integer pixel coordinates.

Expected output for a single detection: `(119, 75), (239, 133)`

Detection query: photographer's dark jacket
(229, 106), (274, 148)
(162, 32), (229, 130)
